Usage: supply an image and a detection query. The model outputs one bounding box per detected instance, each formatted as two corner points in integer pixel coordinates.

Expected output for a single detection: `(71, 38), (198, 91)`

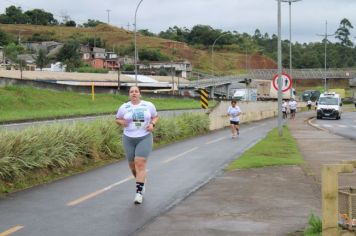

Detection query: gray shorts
(122, 133), (153, 162)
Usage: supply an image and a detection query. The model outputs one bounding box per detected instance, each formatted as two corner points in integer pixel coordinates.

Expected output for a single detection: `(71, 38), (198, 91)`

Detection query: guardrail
(188, 68), (356, 90)
(249, 69), (356, 80)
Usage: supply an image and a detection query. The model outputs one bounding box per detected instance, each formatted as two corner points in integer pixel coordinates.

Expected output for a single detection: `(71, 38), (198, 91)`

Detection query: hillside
(0, 24), (277, 75)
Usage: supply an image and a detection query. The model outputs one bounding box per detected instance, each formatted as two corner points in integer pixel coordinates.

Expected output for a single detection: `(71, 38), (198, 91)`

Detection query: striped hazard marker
(199, 88), (209, 109)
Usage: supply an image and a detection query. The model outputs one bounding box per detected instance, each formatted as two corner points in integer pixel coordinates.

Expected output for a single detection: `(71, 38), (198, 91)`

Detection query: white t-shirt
(116, 100), (158, 138)
(227, 106), (241, 122)
(282, 102), (287, 112)
(289, 100), (297, 110)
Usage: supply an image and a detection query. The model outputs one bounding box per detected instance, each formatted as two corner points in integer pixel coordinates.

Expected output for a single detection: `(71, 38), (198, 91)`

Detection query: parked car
(302, 90), (320, 102)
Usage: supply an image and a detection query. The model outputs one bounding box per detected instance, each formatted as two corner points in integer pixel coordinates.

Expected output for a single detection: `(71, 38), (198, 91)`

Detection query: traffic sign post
(272, 73), (292, 92)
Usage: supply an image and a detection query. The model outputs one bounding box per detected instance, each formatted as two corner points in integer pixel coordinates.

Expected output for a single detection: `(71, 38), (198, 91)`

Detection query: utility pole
(127, 22), (130, 31)
(277, 0), (283, 136)
(134, 0), (144, 86)
(117, 59), (121, 91)
(317, 21), (335, 92)
(171, 61), (175, 95)
(106, 9), (111, 24)
(281, 0), (302, 98)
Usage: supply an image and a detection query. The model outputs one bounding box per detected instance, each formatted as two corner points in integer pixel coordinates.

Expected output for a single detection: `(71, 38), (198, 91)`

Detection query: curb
(306, 116), (329, 132)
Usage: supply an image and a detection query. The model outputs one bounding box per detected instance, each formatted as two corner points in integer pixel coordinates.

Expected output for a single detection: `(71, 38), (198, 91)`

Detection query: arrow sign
(272, 73), (292, 92)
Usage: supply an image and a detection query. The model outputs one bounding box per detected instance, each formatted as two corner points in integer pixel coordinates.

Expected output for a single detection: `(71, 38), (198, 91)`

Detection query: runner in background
(282, 100), (288, 119)
(227, 100), (241, 138)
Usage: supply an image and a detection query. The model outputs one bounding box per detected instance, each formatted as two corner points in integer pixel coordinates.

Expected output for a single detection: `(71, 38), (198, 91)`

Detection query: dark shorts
(290, 109), (296, 114)
(230, 121), (240, 125)
(122, 133), (153, 162)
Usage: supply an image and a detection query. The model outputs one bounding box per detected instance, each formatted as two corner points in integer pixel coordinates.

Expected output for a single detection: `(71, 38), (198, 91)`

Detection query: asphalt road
(0, 118), (276, 236)
(310, 111), (356, 140)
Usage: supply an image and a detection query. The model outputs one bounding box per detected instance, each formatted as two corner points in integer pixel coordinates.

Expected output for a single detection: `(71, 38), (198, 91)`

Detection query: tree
(0, 29), (14, 45)
(36, 49), (48, 70)
(24, 9), (58, 25)
(56, 40), (81, 71)
(83, 19), (104, 28)
(65, 20), (76, 27)
(138, 29), (155, 37)
(4, 43), (24, 63)
(84, 37), (106, 48)
(0, 5), (29, 24)
(4, 43), (26, 78)
(335, 18), (354, 47)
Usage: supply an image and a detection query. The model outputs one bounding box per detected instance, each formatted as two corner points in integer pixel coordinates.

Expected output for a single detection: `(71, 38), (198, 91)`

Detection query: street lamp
(134, 0), (144, 86)
(317, 21), (335, 92)
(281, 0), (301, 97)
(106, 9), (111, 24)
(211, 32), (229, 77)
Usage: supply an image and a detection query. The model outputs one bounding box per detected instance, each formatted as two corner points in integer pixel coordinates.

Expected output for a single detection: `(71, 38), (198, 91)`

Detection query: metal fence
(339, 187), (356, 231)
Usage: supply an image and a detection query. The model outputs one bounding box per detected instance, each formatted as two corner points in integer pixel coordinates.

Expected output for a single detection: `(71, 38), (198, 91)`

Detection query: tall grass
(0, 113), (209, 193)
(304, 213), (322, 236)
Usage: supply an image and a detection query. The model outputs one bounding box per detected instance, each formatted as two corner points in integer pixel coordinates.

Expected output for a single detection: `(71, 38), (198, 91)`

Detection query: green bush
(75, 67), (109, 73)
(304, 213), (322, 236)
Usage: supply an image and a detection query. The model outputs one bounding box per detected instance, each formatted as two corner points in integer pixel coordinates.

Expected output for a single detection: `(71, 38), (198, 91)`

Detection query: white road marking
(67, 175), (135, 206)
(206, 137), (226, 144)
(162, 147), (199, 164)
(337, 124), (347, 128)
(0, 225), (24, 236)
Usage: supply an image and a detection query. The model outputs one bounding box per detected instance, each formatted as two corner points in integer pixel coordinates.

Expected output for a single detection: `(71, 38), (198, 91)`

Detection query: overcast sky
(2, 0), (356, 43)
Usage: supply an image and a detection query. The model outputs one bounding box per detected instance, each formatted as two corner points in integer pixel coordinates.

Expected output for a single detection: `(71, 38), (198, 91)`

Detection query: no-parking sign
(272, 73), (292, 92)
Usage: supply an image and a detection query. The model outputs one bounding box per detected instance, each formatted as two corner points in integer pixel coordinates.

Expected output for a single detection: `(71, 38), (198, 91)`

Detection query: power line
(316, 21), (335, 92)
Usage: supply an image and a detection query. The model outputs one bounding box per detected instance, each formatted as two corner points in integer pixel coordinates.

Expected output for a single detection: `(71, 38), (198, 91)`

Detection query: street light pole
(211, 33), (229, 98)
(106, 9), (111, 24)
(277, 0), (283, 136)
(134, 0), (143, 86)
(281, 0), (301, 98)
(211, 33), (229, 77)
(317, 21), (335, 92)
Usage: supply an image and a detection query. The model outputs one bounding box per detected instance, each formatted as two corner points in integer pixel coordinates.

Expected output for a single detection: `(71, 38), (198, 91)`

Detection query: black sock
(136, 182), (144, 194)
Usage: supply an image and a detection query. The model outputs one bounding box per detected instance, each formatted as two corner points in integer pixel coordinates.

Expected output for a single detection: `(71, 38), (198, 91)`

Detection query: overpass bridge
(248, 68), (356, 80)
(185, 68), (356, 98)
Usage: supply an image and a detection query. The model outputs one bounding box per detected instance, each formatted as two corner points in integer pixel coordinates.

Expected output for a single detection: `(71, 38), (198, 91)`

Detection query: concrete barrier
(208, 100), (306, 130)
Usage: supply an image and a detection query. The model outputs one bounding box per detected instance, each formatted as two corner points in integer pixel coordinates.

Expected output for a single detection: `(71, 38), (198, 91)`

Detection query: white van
(316, 92), (342, 120)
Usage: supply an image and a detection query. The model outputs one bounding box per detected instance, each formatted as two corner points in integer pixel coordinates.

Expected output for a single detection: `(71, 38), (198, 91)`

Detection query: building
(139, 60), (192, 78)
(104, 52), (119, 70)
(79, 46), (119, 70)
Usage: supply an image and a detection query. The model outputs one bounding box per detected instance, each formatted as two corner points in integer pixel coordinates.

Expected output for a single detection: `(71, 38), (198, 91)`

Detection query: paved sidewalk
(135, 111), (356, 236)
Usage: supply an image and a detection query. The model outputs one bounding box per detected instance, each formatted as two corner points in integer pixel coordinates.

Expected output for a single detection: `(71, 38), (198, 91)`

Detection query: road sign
(199, 88), (209, 109)
(272, 73), (292, 92)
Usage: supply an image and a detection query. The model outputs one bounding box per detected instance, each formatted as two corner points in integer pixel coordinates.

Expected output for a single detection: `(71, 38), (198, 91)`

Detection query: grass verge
(226, 126), (304, 170)
(0, 85), (216, 123)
